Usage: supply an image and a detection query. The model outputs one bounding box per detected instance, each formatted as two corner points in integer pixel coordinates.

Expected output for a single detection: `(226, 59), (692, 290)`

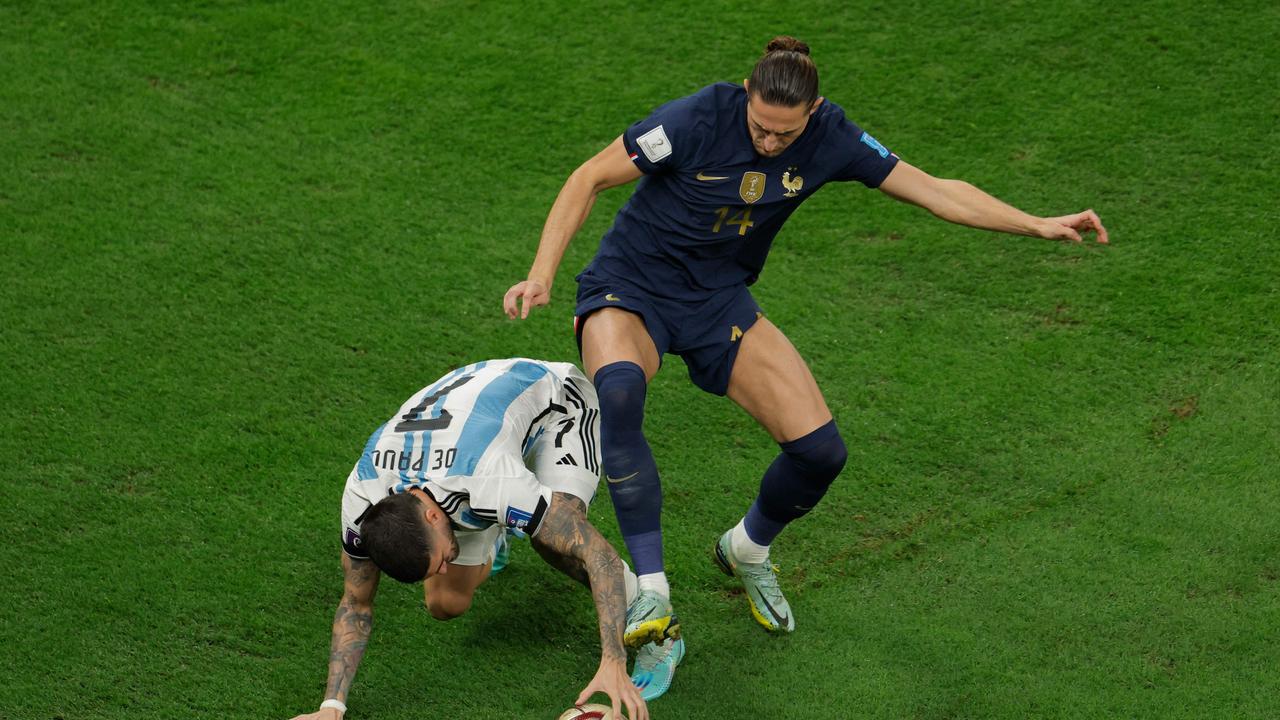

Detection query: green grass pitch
(2, 1), (1277, 718)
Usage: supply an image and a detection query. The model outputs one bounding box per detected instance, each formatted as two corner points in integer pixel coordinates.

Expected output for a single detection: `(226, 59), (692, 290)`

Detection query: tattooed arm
(289, 553), (381, 720)
(531, 493), (648, 720)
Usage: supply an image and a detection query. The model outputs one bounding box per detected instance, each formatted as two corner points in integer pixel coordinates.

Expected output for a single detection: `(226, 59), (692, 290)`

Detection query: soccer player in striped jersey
(289, 358), (671, 720)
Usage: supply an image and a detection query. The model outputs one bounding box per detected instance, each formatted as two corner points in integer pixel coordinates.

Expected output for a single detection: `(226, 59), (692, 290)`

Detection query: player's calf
(595, 361), (666, 576)
(747, 420), (846, 547)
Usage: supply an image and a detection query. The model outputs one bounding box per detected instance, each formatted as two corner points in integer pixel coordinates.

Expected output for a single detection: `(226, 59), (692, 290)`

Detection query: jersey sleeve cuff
(342, 527), (369, 559)
(514, 494), (550, 536)
(863, 153), (901, 189)
(621, 131), (662, 174)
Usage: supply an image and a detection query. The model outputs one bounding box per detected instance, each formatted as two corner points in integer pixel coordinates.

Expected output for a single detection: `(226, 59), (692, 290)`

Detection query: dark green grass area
(2, 1), (1277, 718)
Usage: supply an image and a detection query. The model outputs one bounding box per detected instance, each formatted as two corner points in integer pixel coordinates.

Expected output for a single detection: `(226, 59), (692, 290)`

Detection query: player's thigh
(580, 308), (661, 381)
(529, 416), (601, 505)
(726, 317), (832, 443)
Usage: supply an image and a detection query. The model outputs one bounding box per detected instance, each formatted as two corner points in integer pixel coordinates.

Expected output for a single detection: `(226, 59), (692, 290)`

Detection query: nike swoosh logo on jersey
(604, 293), (620, 301)
(606, 471), (639, 484)
(695, 171), (730, 181)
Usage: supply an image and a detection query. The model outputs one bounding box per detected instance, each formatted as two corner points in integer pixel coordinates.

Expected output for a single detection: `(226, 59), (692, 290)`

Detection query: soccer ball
(556, 703), (614, 720)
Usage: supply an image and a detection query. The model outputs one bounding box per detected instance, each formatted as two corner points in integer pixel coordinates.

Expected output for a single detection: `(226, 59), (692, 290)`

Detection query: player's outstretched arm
(531, 493), (648, 720)
(503, 135), (644, 320)
(878, 160), (1109, 244)
(289, 554), (381, 720)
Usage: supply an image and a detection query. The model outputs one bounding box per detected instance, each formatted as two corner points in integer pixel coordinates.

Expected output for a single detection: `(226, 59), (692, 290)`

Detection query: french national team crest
(739, 171), (766, 204)
(782, 167), (804, 197)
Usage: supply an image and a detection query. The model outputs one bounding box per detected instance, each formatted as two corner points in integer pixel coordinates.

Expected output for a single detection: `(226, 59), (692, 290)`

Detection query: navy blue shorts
(574, 270), (764, 396)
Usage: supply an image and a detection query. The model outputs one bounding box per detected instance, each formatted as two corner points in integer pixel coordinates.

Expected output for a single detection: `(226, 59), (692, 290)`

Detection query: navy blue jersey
(581, 82), (899, 295)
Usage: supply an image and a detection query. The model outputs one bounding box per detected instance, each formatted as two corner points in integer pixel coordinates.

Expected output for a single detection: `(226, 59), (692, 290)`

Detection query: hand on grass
(575, 658), (647, 720)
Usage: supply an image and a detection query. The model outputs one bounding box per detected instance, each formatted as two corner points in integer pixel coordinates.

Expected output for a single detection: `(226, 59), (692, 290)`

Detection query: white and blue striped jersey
(340, 358), (601, 560)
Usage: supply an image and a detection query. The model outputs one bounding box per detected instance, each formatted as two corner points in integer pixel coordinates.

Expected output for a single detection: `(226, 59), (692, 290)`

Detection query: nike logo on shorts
(606, 471), (639, 484)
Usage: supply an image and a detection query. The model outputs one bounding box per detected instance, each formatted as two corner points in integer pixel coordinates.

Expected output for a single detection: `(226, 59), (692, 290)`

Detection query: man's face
(745, 93), (822, 157)
(411, 488), (459, 577)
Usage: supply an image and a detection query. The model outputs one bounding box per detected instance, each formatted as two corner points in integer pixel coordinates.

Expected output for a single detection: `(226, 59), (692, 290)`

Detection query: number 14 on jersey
(712, 206), (754, 236)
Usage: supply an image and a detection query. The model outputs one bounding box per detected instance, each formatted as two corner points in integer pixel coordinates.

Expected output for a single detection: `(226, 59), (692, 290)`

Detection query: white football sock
(637, 572), (670, 600)
(622, 561), (638, 606)
(730, 519), (771, 564)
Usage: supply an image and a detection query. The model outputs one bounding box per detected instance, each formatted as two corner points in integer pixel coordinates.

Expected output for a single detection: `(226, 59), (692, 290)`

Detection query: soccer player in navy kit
(504, 36), (1108, 699)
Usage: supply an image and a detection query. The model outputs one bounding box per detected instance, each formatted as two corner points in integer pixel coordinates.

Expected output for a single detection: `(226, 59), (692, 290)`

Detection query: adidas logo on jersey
(555, 454), (578, 466)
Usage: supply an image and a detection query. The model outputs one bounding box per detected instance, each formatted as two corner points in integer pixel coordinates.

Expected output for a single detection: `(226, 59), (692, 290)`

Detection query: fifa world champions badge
(739, 171), (766, 203)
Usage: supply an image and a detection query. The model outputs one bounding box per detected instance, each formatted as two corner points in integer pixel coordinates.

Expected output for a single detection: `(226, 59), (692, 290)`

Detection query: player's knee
(594, 361), (648, 434)
(756, 424), (847, 526)
(768, 421), (846, 517)
(801, 434), (847, 484)
(424, 590), (473, 621)
(784, 420), (847, 486)
(594, 360), (654, 473)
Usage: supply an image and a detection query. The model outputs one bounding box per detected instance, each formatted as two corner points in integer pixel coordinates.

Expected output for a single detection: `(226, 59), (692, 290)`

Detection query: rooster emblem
(782, 169), (804, 197)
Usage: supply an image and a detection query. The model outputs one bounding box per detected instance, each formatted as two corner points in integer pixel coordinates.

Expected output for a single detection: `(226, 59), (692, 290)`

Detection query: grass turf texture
(2, 1), (1277, 718)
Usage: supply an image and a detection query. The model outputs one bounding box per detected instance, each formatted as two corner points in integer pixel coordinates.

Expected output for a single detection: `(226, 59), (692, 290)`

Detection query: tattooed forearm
(534, 542), (592, 585)
(583, 534), (628, 664)
(324, 555), (380, 703)
(534, 494), (628, 664)
(325, 602), (373, 701)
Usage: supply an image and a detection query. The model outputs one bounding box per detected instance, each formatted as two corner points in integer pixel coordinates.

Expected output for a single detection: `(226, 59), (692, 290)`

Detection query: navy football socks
(743, 419), (847, 546)
(594, 361), (665, 576)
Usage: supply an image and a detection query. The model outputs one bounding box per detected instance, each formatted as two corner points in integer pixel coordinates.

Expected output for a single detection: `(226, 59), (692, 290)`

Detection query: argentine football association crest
(739, 171), (766, 204)
(782, 167), (804, 197)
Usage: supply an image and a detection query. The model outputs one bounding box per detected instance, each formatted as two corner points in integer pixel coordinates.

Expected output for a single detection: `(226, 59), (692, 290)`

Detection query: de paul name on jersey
(339, 360), (601, 559)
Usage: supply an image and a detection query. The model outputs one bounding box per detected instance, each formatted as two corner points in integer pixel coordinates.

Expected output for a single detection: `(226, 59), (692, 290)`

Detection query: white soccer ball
(556, 703), (615, 720)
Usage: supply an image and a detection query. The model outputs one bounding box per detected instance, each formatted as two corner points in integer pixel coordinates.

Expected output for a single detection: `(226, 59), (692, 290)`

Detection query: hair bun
(765, 36), (810, 56)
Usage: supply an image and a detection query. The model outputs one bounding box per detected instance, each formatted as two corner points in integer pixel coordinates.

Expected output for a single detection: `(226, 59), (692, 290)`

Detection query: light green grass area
(2, 1), (1277, 718)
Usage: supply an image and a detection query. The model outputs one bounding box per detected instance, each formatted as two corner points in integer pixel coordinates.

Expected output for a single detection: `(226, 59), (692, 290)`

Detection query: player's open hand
(1039, 209), (1109, 244)
(287, 708), (341, 720)
(576, 658), (647, 720)
(503, 279), (551, 319)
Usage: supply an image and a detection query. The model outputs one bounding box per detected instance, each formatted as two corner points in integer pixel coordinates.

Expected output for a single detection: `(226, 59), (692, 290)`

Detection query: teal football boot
(713, 530), (795, 632)
(624, 589), (685, 701)
(631, 635), (685, 701)
(623, 589), (681, 648)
